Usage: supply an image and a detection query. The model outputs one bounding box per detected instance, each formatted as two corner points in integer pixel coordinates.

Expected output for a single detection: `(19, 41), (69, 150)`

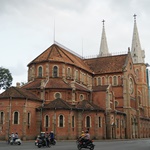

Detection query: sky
(0, 0), (150, 90)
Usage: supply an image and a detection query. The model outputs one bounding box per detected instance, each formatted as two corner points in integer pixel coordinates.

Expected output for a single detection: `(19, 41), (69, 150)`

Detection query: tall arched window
(75, 70), (79, 81)
(53, 66), (58, 77)
(14, 112), (19, 124)
(72, 116), (75, 128)
(86, 116), (90, 128)
(59, 115), (64, 127)
(98, 77), (101, 86)
(45, 115), (49, 128)
(38, 66), (43, 77)
(98, 117), (102, 127)
(113, 76), (117, 86)
(0, 112), (4, 124)
(67, 67), (71, 78)
(27, 112), (31, 126)
(135, 69), (139, 81)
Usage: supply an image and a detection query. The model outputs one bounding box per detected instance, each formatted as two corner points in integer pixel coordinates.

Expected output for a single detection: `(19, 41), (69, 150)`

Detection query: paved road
(0, 139), (150, 150)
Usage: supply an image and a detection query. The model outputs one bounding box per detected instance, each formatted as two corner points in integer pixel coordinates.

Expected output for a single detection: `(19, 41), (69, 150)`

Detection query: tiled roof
(84, 54), (127, 74)
(93, 85), (109, 92)
(23, 78), (72, 90)
(40, 98), (104, 111)
(74, 83), (90, 92)
(76, 100), (104, 111)
(0, 86), (41, 101)
(22, 79), (41, 89)
(42, 98), (72, 110)
(23, 78), (91, 91)
(45, 78), (71, 89)
(28, 43), (92, 73)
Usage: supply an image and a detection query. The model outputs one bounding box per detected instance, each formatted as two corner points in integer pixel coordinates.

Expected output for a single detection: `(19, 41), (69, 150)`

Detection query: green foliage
(0, 67), (13, 90)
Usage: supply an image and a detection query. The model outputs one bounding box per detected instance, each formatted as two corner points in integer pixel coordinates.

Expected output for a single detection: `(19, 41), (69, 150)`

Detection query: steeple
(131, 14), (145, 64)
(98, 20), (110, 57)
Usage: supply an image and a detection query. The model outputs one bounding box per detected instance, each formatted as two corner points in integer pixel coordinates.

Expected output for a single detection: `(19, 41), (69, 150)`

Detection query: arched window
(138, 96), (141, 105)
(98, 77), (101, 86)
(67, 67), (71, 78)
(59, 115), (64, 127)
(38, 66), (43, 77)
(98, 117), (102, 127)
(75, 70), (79, 81)
(14, 112), (19, 124)
(27, 112), (31, 127)
(113, 76), (117, 86)
(72, 116), (75, 128)
(135, 69), (139, 81)
(0, 112), (4, 124)
(86, 116), (90, 128)
(115, 101), (119, 107)
(53, 66), (58, 77)
(45, 115), (49, 128)
(129, 78), (134, 94)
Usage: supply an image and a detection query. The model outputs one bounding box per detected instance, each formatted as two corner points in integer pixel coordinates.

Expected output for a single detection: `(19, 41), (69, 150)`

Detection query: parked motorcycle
(77, 138), (95, 150)
(10, 138), (22, 145)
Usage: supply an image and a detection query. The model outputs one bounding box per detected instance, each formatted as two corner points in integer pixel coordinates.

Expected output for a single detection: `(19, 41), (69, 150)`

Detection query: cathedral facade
(0, 16), (150, 140)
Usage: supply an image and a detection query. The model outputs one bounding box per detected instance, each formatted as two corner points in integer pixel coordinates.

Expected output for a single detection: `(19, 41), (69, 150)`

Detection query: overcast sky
(0, 0), (150, 89)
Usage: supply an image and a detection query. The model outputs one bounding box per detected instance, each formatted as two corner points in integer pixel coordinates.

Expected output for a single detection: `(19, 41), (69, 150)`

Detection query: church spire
(98, 20), (110, 57)
(131, 14), (145, 63)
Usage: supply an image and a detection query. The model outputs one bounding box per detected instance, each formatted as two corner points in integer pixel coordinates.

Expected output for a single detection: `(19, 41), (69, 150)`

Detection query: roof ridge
(13, 87), (27, 98)
(58, 98), (72, 108)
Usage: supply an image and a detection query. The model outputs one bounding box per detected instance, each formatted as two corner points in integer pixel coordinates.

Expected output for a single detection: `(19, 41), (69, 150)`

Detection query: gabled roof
(0, 86), (42, 101)
(84, 54), (127, 74)
(28, 43), (92, 73)
(42, 98), (72, 110)
(76, 100), (104, 111)
(45, 78), (71, 89)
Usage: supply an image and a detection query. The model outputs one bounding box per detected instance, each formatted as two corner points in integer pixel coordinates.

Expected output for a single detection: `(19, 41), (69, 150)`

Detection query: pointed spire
(98, 20), (110, 57)
(131, 14), (145, 63)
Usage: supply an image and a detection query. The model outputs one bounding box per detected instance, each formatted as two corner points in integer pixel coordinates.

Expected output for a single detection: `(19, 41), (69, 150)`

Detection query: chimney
(16, 82), (20, 88)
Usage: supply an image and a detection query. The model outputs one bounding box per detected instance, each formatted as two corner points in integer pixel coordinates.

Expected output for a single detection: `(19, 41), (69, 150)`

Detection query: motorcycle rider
(40, 132), (46, 145)
(14, 132), (18, 142)
(45, 133), (50, 147)
(83, 130), (90, 145)
(78, 131), (85, 142)
(50, 131), (54, 143)
(11, 132), (15, 142)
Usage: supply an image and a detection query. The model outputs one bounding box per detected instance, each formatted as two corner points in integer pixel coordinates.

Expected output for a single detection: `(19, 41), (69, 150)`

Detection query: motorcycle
(10, 138), (22, 145)
(36, 138), (51, 148)
(49, 138), (56, 145)
(76, 138), (95, 150)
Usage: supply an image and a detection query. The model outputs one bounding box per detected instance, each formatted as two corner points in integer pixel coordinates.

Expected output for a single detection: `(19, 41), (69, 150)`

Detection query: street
(0, 139), (150, 150)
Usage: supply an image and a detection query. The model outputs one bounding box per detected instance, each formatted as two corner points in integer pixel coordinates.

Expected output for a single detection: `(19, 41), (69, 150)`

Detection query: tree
(0, 67), (13, 90)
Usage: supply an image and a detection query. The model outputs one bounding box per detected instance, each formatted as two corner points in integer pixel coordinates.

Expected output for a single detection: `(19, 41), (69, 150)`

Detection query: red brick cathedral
(0, 16), (150, 140)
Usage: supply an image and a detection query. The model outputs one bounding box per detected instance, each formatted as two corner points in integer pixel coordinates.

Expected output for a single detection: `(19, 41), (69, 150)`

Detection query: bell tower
(131, 14), (145, 64)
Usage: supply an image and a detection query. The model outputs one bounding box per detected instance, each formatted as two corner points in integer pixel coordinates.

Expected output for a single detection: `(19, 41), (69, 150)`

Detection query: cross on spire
(102, 19), (105, 27)
(133, 14), (137, 22)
